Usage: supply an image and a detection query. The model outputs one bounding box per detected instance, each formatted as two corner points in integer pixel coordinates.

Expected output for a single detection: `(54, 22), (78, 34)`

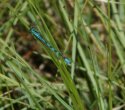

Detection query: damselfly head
(29, 27), (36, 33)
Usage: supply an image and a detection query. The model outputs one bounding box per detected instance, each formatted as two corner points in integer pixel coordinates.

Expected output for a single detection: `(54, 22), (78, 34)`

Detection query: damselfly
(29, 27), (71, 65)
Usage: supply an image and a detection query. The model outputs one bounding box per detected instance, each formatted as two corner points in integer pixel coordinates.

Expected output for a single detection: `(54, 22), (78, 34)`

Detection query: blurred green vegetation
(0, 0), (125, 110)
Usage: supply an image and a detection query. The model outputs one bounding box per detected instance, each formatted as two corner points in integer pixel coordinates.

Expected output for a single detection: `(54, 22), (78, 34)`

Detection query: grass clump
(0, 0), (125, 110)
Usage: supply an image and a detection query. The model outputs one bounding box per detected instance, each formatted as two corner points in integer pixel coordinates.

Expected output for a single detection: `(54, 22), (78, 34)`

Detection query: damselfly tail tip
(64, 58), (71, 65)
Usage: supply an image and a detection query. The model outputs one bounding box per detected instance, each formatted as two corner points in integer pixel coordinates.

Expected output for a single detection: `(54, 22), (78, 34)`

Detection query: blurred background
(0, 0), (125, 110)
